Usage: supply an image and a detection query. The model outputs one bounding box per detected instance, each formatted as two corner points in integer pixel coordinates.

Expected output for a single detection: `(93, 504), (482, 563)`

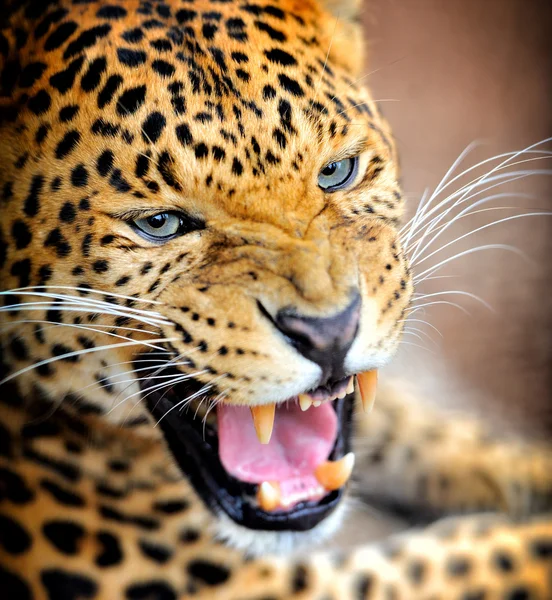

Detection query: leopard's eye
(133, 213), (183, 241)
(318, 157), (359, 192)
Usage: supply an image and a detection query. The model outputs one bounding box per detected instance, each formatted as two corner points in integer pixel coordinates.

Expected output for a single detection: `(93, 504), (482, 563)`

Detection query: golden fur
(0, 1), (550, 598)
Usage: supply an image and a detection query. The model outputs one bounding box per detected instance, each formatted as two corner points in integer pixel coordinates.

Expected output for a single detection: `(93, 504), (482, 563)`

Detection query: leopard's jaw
(212, 499), (349, 557)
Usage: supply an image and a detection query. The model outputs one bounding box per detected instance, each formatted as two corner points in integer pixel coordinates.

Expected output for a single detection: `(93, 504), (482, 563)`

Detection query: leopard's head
(0, 0), (412, 552)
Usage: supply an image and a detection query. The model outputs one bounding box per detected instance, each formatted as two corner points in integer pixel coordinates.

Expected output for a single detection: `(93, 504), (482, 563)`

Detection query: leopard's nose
(274, 292), (361, 381)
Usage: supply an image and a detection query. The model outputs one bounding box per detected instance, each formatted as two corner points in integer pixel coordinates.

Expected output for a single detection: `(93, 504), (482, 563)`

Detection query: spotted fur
(0, 1), (550, 598)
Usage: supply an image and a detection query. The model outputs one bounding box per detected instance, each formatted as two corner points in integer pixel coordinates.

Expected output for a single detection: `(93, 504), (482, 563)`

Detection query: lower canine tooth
(357, 370), (378, 413)
(314, 453), (355, 491)
(346, 377), (354, 395)
(250, 404), (276, 444)
(257, 481), (280, 512)
(299, 394), (313, 411)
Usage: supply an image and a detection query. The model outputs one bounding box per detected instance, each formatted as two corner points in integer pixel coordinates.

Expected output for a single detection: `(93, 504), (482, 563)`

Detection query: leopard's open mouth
(141, 357), (373, 532)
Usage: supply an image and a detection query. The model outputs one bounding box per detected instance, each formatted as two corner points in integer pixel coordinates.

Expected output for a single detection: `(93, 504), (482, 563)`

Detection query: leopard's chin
(142, 360), (355, 533)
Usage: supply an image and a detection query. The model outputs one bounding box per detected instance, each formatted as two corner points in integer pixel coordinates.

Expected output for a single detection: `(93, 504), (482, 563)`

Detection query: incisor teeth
(314, 453), (355, 491)
(313, 400), (322, 407)
(250, 404), (276, 444)
(257, 481), (280, 511)
(299, 394), (313, 412)
(346, 377), (355, 395)
(357, 370), (378, 413)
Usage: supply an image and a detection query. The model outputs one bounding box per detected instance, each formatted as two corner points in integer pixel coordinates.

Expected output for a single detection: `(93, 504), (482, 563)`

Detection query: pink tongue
(217, 401), (337, 483)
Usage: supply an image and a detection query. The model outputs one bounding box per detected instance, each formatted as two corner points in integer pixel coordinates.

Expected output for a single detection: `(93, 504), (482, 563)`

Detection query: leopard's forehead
(4, 0), (395, 223)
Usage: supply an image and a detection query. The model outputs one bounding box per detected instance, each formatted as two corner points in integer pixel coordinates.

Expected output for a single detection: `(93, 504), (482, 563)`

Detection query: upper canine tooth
(346, 377), (354, 395)
(299, 394), (313, 412)
(257, 481), (281, 512)
(357, 370), (378, 413)
(314, 453), (355, 491)
(250, 404), (276, 444)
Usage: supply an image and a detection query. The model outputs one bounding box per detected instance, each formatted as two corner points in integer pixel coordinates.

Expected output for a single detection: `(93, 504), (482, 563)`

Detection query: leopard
(0, 0), (551, 598)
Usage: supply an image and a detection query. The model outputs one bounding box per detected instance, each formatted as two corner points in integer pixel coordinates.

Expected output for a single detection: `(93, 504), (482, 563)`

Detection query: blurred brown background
(362, 0), (552, 438)
(333, 0), (551, 547)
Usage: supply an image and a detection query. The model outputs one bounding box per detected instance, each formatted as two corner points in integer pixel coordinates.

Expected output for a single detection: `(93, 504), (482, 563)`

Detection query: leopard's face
(0, 0), (412, 550)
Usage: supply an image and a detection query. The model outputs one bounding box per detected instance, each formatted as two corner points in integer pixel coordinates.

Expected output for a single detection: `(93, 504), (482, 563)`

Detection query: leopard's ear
(316, 0), (364, 76)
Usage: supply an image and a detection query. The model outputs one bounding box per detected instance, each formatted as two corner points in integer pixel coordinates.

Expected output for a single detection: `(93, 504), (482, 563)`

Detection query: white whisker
(407, 166), (552, 260)
(402, 328), (437, 346)
(412, 290), (493, 312)
(3, 285), (163, 305)
(407, 300), (470, 315)
(106, 349), (198, 412)
(403, 188), (431, 249)
(407, 203), (531, 257)
(72, 361), (195, 397)
(406, 191), (533, 258)
(0, 319), (159, 337)
(154, 378), (221, 426)
(399, 318), (444, 338)
(0, 338), (178, 386)
(0, 290), (169, 321)
(0, 303), (168, 328)
(414, 212), (551, 267)
(335, 98), (399, 119)
(108, 370), (209, 415)
(408, 166), (550, 246)
(413, 244), (527, 282)
(397, 340), (435, 353)
(402, 140), (552, 238)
